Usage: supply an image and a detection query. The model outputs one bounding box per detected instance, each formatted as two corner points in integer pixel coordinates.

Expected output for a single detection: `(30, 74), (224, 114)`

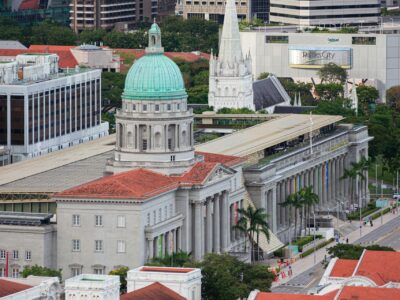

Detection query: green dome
(123, 23), (187, 101)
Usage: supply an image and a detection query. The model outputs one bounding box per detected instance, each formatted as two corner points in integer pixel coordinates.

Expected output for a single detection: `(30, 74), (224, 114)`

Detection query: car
(393, 194), (400, 200)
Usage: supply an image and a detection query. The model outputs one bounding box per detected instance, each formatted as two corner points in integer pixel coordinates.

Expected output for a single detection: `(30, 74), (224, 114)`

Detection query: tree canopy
(317, 63), (348, 84)
(21, 265), (62, 281)
(327, 244), (395, 260)
(109, 267), (129, 293)
(386, 85), (400, 111)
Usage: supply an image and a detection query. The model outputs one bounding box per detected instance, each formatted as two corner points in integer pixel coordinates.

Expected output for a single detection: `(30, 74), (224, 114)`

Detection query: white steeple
(208, 0), (254, 111)
(218, 0), (243, 64)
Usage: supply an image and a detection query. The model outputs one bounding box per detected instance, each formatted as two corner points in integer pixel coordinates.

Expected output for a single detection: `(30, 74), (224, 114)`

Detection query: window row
(0, 249), (31, 261)
(72, 215), (125, 227)
(146, 204), (174, 226)
(123, 102), (187, 113)
(72, 240), (126, 253)
(0, 267), (20, 278)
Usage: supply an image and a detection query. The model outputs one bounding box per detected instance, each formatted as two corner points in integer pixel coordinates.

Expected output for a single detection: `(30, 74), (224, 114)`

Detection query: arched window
(155, 132), (161, 148)
(152, 36), (156, 46)
(182, 130), (187, 146)
(118, 124), (123, 148)
(127, 131), (133, 148)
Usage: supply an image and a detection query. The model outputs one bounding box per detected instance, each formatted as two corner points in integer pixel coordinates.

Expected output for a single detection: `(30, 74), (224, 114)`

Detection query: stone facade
(244, 124), (372, 243)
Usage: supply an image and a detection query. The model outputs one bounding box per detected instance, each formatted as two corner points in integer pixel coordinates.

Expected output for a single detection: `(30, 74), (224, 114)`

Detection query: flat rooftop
(196, 114), (343, 157)
(0, 114), (342, 193)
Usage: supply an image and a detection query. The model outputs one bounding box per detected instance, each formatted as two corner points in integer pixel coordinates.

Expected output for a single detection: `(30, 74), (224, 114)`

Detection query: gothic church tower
(208, 0), (255, 111)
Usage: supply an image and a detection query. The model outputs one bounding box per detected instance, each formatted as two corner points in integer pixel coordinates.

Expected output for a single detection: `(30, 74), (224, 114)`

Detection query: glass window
(132, 104), (136, 111)
(167, 104), (171, 111)
(72, 215), (80, 226)
(155, 104), (160, 111)
(94, 267), (104, 275)
(0, 250), (5, 260)
(25, 251), (31, 261)
(177, 103), (180, 110)
(95, 240), (103, 252)
(164, 206), (167, 220)
(117, 240), (126, 253)
(352, 37), (376, 45)
(266, 35), (289, 44)
(12, 250), (18, 260)
(0, 267), (4, 277)
(72, 239), (80, 252)
(153, 211), (156, 224)
(147, 213), (150, 226)
(158, 208), (162, 222)
(143, 104), (147, 111)
(12, 268), (19, 278)
(95, 215), (103, 227)
(169, 204), (173, 217)
(117, 216), (126, 228)
(71, 267), (81, 277)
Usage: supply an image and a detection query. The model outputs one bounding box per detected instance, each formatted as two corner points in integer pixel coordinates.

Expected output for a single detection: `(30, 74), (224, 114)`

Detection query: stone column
(272, 187), (277, 233)
(220, 191), (230, 251)
(213, 194), (220, 253)
(281, 181), (287, 226)
(193, 202), (202, 260)
(332, 159), (337, 203)
(276, 183), (282, 228)
(148, 238), (154, 260)
(206, 198), (213, 254)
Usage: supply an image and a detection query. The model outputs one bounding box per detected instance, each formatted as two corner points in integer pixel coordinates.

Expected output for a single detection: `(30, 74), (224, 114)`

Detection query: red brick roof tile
(0, 279), (32, 297)
(115, 49), (209, 62)
(255, 290), (337, 300)
(56, 151), (243, 200)
(336, 286), (400, 300)
(330, 259), (358, 278)
(19, 0), (40, 10)
(354, 250), (400, 285)
(121, 282), (186, 300)
(56, 169), (179, 200)
(196, 151), (246, 167)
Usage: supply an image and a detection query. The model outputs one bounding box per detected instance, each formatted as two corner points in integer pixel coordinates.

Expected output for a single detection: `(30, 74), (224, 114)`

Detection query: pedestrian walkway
(272, 210), (400, 287)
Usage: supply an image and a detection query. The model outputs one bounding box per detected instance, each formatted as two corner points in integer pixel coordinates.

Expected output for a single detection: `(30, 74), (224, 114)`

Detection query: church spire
(218, 0), (243, 64)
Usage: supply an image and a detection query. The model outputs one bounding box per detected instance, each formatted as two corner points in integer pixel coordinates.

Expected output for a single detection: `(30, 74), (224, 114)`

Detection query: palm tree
(233, 217), (249, 252)
(235, 206), (270, 263)
(281, 192), (304, 242)
(299, 186), (320, 235)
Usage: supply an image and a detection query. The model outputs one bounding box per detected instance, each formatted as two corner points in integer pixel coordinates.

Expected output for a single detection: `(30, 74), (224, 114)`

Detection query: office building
(182, 0), (270, 23)
(0, 53), (109, 163)
(270, 0), (381, 27)
(240, 28), (400, 101)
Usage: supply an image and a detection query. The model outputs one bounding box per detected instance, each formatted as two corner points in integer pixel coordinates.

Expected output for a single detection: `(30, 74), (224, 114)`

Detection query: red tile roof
(354, 250), (400, 285)
(121, 282), (186, 300)
(28, 45), (77, 68)
(336, 286), (400, 300)
(115, 49), (210, 62)
(197, 151), (246, 167)
(330, 259), (358, 278)
(0, 279), (32, 297)
(56, 152), (243, 200)
(19, 0), (40, 10)
(255, 290), (337, 300)
(140, 267), (194, 274)
(56, 169), (179, 200)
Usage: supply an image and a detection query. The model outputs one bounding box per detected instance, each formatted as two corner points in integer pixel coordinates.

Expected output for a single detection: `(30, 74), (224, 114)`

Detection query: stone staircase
(244, 190), (284, 255)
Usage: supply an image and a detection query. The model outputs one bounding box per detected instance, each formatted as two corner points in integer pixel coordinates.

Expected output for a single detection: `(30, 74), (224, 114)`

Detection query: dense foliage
(0, 16), (219, 53)
(109, 267), (129, 293)
(21, 265), (62, 281)
(192, 253), (274, 300)
(327, 244), (395, 260)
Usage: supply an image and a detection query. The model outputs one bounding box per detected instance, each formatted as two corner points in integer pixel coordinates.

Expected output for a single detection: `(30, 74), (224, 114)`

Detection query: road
(272, 215), (400, 294)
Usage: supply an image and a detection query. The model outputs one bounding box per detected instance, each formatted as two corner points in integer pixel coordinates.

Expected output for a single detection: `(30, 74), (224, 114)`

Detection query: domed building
(55, 23), (247, 277)
(106, 23), (196, 175)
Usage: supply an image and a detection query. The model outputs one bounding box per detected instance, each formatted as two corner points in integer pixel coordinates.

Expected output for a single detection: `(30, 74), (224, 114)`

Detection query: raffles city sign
(289, 47), (352, 69)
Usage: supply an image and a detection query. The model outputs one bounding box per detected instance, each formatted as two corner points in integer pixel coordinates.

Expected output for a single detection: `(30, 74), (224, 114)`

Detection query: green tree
(193, 70), (209, 86)
(312, 97), (355, 118)
(101, 72), (126, 113)
(317, 63), (348, 84)
(315, 83), (344, 100)
(357, 85), (379, 114)
(30, 20), (77, 45)
(146, 250), (193, 267)
(327, 244), (395, 259)
(386, 85), (400, 111)
(299, 186), (319, 235)
(21, 265), (62, 281)
(109, 267), (129, 293)
(257, 72), (270, 80)
(235, 206), (270, 262)
(217, 107), (255, 114)
(79, 29), (107, 44)
(193, 253), (273, 300)
(281, 192), (304, 241)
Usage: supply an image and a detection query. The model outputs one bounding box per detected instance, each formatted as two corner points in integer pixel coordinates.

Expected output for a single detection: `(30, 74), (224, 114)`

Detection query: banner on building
(289, 47), (352, 69)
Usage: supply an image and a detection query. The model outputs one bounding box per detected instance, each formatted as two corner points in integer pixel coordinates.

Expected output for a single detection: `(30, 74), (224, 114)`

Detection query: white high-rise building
(208, 0), (255, 111)
(270, 0), (381, 27)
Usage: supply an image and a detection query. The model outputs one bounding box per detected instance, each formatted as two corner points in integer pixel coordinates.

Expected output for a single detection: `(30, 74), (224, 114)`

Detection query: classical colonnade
(192, 191), (244, 260)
